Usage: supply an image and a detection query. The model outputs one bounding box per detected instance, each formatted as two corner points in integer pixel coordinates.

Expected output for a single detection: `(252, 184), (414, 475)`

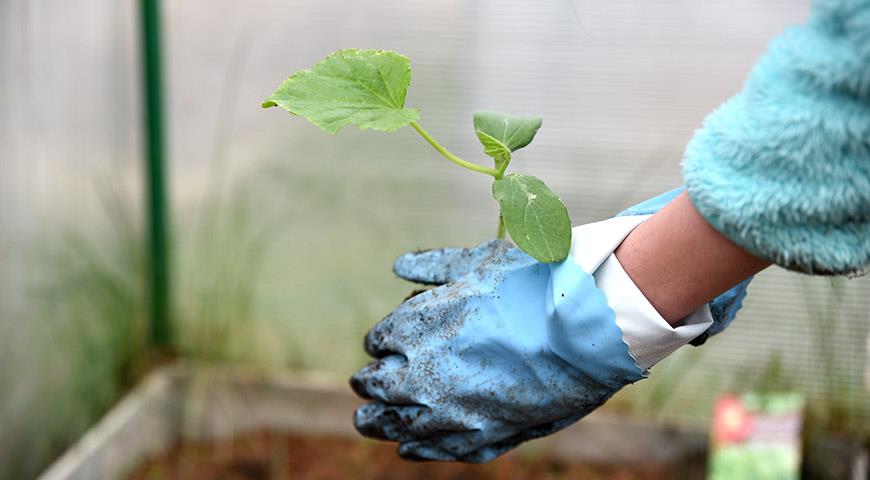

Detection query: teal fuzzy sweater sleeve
(682, 0), (870, 275)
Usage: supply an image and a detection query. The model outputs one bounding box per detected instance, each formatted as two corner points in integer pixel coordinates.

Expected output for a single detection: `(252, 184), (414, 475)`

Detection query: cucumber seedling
(262, 49), (571, 263)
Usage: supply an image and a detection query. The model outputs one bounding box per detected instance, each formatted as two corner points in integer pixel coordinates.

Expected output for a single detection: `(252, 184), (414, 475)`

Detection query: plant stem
(409, 121), (506, 240)
(497, 214), (506, 239)
(410, 121), (499, 177)
(494, 160), (509, 180)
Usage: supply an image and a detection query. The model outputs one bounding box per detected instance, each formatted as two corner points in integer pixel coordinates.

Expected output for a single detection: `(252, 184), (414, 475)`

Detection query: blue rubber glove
(351, 188), (749, 462)
(351, 240), (639, 462)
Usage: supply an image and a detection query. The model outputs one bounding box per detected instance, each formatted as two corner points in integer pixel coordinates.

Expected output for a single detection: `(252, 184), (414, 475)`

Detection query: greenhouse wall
(1, 1), (144, 479)
(1, 0), (867, 478)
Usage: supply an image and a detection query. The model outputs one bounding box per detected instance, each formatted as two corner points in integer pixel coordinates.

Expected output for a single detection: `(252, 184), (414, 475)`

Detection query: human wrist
(592, 253), (712, 370)
(567, 214), (713, 370)
(614, 192), (769, 325)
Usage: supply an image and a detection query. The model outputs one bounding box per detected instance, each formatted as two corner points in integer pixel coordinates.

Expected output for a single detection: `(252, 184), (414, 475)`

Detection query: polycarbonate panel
(0, 1), (142, 478)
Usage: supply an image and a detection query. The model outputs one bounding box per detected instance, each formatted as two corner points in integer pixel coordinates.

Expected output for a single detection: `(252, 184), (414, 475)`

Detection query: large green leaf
(492, 174), (571, 263)
(262, 49), (420, 133)
(473, 111), (542, 168)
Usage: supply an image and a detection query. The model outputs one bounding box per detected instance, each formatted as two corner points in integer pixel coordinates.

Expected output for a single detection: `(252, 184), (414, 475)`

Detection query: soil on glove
(125, 430), (705, 480)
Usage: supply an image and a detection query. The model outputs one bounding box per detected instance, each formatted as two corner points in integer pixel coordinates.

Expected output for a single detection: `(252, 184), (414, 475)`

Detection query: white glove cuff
(569, 216), (713, 371)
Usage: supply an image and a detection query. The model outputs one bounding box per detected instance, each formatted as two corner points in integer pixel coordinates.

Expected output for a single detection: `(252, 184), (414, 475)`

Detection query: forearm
(615, 192), (770, 325)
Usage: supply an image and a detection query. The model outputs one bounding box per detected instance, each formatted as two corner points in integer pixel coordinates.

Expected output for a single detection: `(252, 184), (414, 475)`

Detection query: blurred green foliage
(0, 188), (148, 480)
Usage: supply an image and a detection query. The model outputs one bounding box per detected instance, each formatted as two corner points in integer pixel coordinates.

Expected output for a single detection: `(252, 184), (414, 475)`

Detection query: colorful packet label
(709, 392), (805, 480)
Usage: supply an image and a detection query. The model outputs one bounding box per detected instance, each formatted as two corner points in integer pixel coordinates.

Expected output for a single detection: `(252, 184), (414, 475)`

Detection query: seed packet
(708, 392), (805, 480)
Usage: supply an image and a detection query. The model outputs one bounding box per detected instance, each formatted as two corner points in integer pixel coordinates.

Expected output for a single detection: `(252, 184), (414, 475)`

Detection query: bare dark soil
(126, 430), (705, 480)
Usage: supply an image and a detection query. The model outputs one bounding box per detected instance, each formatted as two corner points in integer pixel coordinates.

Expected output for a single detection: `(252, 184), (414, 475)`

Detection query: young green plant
(262, 49), (571, 262)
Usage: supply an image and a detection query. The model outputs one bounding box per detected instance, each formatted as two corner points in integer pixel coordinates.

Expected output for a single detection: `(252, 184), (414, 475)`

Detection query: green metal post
(140, 0), (171, 347)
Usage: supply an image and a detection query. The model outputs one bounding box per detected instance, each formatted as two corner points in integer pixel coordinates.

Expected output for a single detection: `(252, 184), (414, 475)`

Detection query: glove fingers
(397, 414), (583, 463)
(363, 302), (418, 358)
(461, 414), (582, 463)
(349, 355), (411, 403)
(397, 442), (458, 462)
(509, 413), (583, 443)
(393, 240), (511, 285)
(397, 427), (515, 463)
(461, 441), (520, 464)
(353, 403), (464, 442)
(364, 286), (466, 358)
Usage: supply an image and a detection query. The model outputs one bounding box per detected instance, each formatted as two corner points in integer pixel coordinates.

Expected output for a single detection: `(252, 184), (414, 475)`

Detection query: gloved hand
(350, 188), (750, 462)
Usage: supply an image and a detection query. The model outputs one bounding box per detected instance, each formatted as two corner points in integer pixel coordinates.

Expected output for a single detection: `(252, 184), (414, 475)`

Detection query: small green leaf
(492, 173), (571, 263)
(262, 49), (420, 133)
(473, 111), (543, 168)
